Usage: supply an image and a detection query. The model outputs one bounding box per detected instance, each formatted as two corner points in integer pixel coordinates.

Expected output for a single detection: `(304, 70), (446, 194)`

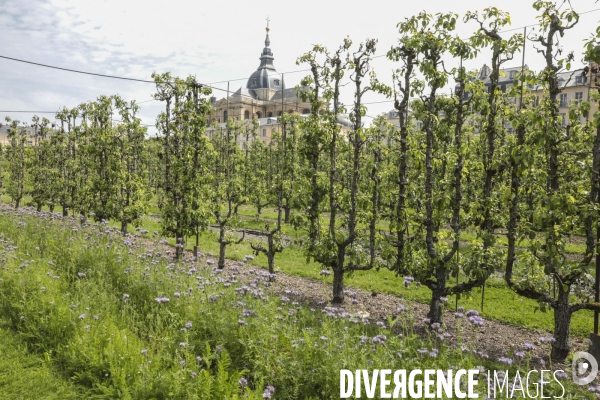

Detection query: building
(382, 62), (599, 131)
(0, 123), (35, 146)
(531, 65), (598, 125)
(207, 24), (354, 146)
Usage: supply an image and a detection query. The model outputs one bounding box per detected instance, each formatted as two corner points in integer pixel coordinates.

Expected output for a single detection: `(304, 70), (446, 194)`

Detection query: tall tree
(4, 118), (27, 209)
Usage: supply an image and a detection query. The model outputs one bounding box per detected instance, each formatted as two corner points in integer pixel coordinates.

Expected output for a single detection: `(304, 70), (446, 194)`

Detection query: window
(244, 110), (249, 120)
(251, 79), (257, 87)
(416, 121), (423, 130)
(534, 96), (540, 107)
(278, 111), (283, 117)
(256, 111), (262, 119)
(559, 93), (567, 108)
(559, 113), (566, 126)
(223, 110), (228, 121)
(509, 70), (516, 79)
(267, 111), (273, 117)
(575, 92), (583, 103)
(274, 79), (280, 87)
(576, 75), (587, 85)
(302, 109), (310, 115)
(262, 128), (267, 137)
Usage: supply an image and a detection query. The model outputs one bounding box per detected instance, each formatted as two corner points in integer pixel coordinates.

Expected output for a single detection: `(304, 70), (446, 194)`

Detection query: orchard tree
(406, 13), (490, 323)
(154, 73), (214, 259)
(505, 1), (600, 360)
(4, 117), (27, 208)
(113, 97), (150, 234)
(464, 8), (524, 281)
(297, 38), (389, 303)
(210, 119), (246, 269)
(29, 116), (54, 211)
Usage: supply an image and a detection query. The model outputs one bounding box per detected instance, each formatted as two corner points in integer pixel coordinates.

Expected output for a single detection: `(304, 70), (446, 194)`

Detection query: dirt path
(2, 205), (593, 370)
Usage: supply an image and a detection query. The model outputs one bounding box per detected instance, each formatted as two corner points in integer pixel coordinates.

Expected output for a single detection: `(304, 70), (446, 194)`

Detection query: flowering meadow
(0, 208), (596, 399)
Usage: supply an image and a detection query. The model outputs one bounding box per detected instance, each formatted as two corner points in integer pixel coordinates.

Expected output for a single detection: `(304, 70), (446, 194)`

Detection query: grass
(0, 208), (594, 399)
(0, 319), (81, 399)
(2, 194), (594, 337)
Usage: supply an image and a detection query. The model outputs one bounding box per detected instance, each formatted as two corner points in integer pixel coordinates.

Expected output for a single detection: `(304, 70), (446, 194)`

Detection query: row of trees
(1, 0), (599, 360)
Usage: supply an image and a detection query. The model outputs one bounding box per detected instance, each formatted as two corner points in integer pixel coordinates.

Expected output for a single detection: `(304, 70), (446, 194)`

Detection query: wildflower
(93, 315), (99, 320)
(174, 292), (181, 298)
(403, 276), (415, 287)
(539, 336), (555, 344)
(320, 336), (328, 341)
(498, 357), (513, 365)
(454, 312), (464, 318)
(397, 305), (409, 313)
(239, 377), (248, 387)
(555, 371), (568, 380)
(238, 319), (248, 326)
(263, 385), (275, 398)
(515, 351), (525, 359)
(179, 360), (186, 367)
(465, 309), (479, 317)
(468, 316), (484, 327)
(196, 356), (202, 362)
(524, 343), (535, 351)
(430, 322), (441, 330)
(77, 272), (86, 277)
(123, 293), (130, 302)
(440, 297), (448, 303)
(372, 334), (387, 346)
(185, 321), (192, 329)
(179, 342), (186, 348)
(190, 372), (197, 378)
(78, 313), (86, 319)
(319, 270), (331, 276)
(141, 349), (148, 356)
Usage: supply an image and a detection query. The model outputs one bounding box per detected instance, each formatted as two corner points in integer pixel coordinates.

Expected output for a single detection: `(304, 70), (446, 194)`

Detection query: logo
(572, 351), (598, 386)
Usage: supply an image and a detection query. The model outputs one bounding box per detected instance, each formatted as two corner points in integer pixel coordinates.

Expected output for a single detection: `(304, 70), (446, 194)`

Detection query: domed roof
(246, 28), (285, 92)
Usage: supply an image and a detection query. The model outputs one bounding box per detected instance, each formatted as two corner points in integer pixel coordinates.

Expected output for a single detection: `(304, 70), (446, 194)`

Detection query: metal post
(594, 221), (600, 335)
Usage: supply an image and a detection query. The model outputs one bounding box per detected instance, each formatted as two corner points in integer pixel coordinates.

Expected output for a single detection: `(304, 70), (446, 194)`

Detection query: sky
(0, 0), (598, 135)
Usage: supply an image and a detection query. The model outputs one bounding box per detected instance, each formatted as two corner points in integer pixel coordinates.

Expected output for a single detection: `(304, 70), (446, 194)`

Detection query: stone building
(206, 24), (353, 146)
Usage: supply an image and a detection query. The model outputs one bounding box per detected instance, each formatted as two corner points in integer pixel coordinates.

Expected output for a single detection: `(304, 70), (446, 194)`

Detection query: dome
(246, 28), (285, 92)
(247, 68), (283, 91)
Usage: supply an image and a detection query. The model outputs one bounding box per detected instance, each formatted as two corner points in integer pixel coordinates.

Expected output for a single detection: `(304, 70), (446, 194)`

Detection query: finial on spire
(266, 16), (270, 33)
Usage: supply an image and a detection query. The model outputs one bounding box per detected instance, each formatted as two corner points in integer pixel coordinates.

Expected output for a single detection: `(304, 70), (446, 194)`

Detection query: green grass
(2, 195), (595, 337)
(128, 216), (593, 337)
(0, 319), (82, 399)
(0, 209), (593, 399)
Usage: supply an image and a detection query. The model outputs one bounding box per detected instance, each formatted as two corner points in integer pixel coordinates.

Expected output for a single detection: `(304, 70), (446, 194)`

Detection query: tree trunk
(284, 206), (291, 223)
(36, 202), (42, 212)
(428, 269), (446, 324)
(218, 241), (226, 270)
(121, 220), (128, 235)
(49, 204), (54, 213)
(551, 292), (573, 361)
(332, 265), (344, 304)
(62, 207), (68, 217)
(267, 253), (274, 274)
(175, 236), (184, 260)
(14, 198), (20, 209)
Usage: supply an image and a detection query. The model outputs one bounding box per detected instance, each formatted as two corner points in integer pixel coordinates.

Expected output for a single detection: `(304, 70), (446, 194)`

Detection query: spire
(259, 17), (274, 70)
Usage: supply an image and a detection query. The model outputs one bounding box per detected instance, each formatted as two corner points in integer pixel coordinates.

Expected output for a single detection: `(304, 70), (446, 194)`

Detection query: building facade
(207, 25), (316, 145)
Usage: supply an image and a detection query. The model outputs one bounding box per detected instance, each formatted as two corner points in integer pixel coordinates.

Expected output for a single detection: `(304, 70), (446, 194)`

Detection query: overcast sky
(1, 0), (598, 134)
